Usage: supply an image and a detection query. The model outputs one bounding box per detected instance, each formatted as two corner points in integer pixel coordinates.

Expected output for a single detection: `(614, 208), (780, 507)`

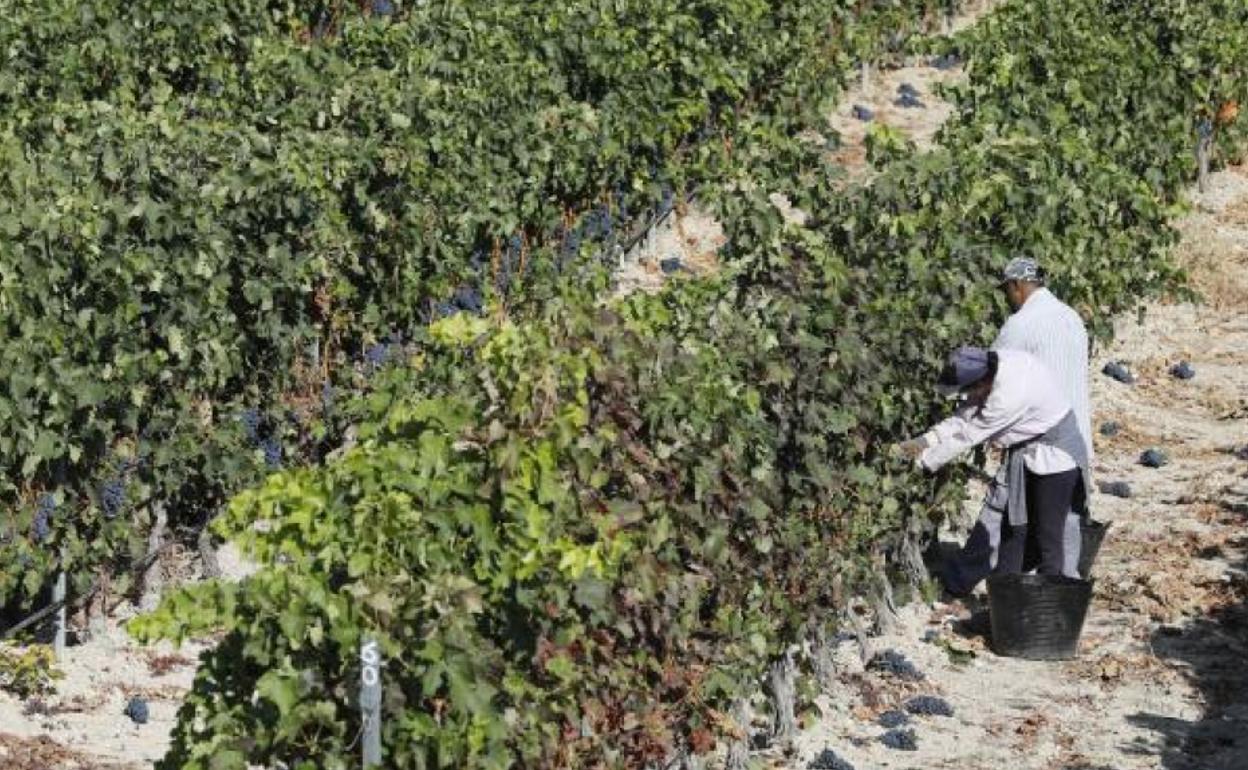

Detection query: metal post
(361, 636), (382, 767)
(1197, 119), (1213, 193)
(52, 570), (66, 660)
(860, 60), (871, 94)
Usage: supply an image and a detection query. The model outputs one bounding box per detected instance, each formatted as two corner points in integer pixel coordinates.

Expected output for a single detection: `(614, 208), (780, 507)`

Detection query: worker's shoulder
(1040, 289), (1088, 330)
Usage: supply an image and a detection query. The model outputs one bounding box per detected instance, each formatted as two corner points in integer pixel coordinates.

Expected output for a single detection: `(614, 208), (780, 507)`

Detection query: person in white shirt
(994, 257), (1092, 459)
(993, 256), (1093, 584)
(899, 347), (1090, 584)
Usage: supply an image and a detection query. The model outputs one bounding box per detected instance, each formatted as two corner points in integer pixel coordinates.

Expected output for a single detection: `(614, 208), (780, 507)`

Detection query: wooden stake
(1197, 121), (1213, 193)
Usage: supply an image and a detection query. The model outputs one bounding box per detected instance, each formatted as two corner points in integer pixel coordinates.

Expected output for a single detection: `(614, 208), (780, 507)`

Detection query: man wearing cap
(993, 257), (1093, 585)
(898, 347), (1090, 585)
(994, 257), (1092, 459)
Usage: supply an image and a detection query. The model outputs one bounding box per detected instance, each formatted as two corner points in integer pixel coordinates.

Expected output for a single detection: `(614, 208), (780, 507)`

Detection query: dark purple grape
(1140, 448), (1169, 468)
(124, 696), (149, 725)
(260, 437), (283, 469)
(880, 728), (917, 751)
(877, 710), (910, 728)
(904, 695), (954, 717)
(660, 257), (683, 274)
(365, 343), (389, 372)
(452, 286), (483, 314)
(100, 477), (126, 520)
(868, 649), (924, 681)
(371, 0), (395, 17)
(894, 93), (925, 109)
(32, 493), (54, 543)
(1101, 361), (1135, 384)
(1097, 480), (1132, 498)
(808, 748), (855, 770)
(240, 409), (261, 443)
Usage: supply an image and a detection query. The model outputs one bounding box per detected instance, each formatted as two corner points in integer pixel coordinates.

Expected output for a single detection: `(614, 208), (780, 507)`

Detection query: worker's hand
(892, 436), (928, 461)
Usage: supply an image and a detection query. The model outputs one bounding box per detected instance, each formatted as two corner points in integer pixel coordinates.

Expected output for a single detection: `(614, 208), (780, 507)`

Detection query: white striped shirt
(991, 288), (1093, 460)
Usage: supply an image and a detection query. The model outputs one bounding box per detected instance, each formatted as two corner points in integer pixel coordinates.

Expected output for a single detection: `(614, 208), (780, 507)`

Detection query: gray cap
(1001, 256), (1042, 284)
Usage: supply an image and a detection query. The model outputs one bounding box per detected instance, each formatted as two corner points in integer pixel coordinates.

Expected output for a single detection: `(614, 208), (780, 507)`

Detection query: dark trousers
(996, 467), (1081, 576)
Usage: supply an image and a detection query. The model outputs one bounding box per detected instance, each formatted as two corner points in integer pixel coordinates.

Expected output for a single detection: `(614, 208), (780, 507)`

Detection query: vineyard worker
(993, 257), (1093, 459)
(897, 347), (1090, 591)
(993, 256), (1092, 582)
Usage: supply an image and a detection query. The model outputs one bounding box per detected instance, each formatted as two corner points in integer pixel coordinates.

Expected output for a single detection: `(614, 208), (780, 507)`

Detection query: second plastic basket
(1078, 518), (1111, 579)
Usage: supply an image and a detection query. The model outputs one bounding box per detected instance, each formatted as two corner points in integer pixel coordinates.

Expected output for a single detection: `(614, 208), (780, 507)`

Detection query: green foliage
(0, 643), (62, 698)
(0, 0), (947, 607)
(24, 0), (1248, 766)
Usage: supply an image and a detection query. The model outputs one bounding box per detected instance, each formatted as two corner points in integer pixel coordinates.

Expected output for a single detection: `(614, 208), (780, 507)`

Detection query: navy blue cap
(936, 346), (993, 396)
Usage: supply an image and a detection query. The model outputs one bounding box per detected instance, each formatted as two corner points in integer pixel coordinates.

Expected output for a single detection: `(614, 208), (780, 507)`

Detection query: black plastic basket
(1078, 519), (1111, 579)
(987, 574), (1093, 660)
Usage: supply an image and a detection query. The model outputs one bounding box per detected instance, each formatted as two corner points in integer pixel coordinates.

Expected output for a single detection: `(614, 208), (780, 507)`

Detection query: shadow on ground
(1127, 481), (1248, 769)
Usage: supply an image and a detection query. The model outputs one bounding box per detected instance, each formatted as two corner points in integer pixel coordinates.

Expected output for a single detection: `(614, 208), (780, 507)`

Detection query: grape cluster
(240, 408), (262, 443)
(904, 695), (954, 717)
(931, 53), (960, 70)
(852, 104), (874, 122)
(583, 207), (613, 240)
(879, 728), (917, 751)
(868, 649), (925, 681)
(493, 234), (525, 294)
(365, 343), (390, 372)
(239, 408), (284, 468)
(660, 256), (683, 275)
(260, 437), (283, 469)
(100, 477), (126, 520)
(895, 84), (924, 109)
(877, 710), (911, 729)
(659, 186), (675, 217)
(124, 696), (150, 725)
(1097, 480), (1132, 499)
(1098, 420), (1120, 437)
(371, 0), (395, 17)
(1101, 361), (1135, 384)
(32, 493), (55, 543)
(451, 286), (484, 315)
(807, 748), (855, 770)
(1170, 360), (1196, 380)
(560, 225), (583, 266)
(1140, 448), (1169, 468)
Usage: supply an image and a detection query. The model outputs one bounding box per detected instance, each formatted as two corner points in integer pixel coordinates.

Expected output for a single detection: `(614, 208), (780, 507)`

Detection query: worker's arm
(918, 392), (1026, 472)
